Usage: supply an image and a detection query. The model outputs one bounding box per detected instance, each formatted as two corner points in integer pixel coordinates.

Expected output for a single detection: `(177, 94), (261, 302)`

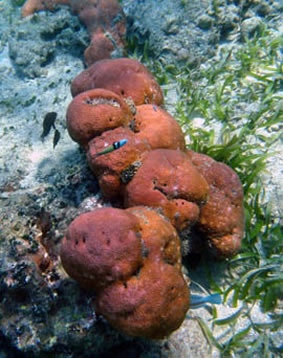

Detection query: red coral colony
(61, 57), (245, 339)
(22, 0), (245, 340)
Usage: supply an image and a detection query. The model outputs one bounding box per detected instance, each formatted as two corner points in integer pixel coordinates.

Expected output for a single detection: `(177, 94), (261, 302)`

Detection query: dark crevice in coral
(40, 22), (69, 41)
(40, 51), (55, 67)
(153, 185), (169, 198)
(0, 331), (29, 358)
(132, 264), (143, 279)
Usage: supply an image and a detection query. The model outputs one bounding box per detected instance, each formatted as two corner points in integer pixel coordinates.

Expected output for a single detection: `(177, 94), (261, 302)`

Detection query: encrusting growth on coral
(60, 57), (245, 339)
(21, 0), (126, 66)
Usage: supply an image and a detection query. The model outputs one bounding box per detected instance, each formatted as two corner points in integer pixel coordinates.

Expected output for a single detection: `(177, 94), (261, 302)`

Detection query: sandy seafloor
(0, 0), (282, 357)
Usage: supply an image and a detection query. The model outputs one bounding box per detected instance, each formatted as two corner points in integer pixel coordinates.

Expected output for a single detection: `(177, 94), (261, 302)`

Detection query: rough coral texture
(61, 57), (245, 339)
(87, 127), (150, 200)
(132, 104), (186, 151)
(70, 58), (164, 105)
(188, 150), (245, 258)
(22, 0), (126, 66)
(86, 104), (186, 200)
(60, 208), (143, 291)
(61, 206), (190, 339)
(66, 88), (132, 148)
(124, 149), (209, 232)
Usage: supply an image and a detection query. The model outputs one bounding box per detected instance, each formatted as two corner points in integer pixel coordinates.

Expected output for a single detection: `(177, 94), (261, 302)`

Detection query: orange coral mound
(66, 88), (132, 148)
(71, 58), (164, 105)
(60, 57), (245, 339)
(61, 206), (190, 339)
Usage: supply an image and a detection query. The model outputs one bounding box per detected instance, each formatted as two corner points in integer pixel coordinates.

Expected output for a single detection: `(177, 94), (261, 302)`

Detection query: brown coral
(61, 206), (190, 339)
(66, 88), (132, 148)
(188, 150), (245, 258)
(124, 149), (209, 231)
(71, 58), (164, 105)
(22, 0), (126, 66)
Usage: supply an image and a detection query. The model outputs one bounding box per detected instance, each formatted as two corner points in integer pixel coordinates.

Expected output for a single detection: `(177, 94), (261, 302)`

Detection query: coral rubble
(22, 0), (126, 66)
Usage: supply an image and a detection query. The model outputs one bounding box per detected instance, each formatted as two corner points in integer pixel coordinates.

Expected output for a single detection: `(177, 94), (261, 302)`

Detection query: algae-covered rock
(8, 8), (88, 78)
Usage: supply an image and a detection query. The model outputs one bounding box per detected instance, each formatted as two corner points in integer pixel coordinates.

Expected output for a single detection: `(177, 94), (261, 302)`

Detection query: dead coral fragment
(71, 58), (164, 106)
(189, 150), (245, 258)
(22, 0), (126, 66)
(66, 88), (132, 148)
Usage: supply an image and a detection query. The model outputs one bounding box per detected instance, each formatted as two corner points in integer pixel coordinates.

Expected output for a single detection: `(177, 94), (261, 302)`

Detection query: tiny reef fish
(41, 112), (57, 140)
(190, 293), (222, 309)
(53, 129), (61, 149)
(95, 139), (128, 157)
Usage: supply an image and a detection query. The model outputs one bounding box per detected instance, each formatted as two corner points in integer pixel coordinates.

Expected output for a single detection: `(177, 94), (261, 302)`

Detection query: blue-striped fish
(95, 139), (128, 157)
(190, 293), (221, 309)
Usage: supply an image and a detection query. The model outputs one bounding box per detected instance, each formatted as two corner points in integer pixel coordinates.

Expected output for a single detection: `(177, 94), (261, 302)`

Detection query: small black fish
(53, 129), (61, 149)
(41, 112), (57, 140)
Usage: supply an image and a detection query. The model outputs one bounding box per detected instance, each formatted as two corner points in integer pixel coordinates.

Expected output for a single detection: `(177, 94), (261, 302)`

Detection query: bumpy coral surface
(61, 57), (245, 339)
(87, 127), (150, 199)
(61, 206), (190, 339)
(188, 150), (245, 258)
(124, 149), (209, 231)
(60, 207), (143, 291)
(133, 104), (186, 151)
(66, 88), (132, 148)
(71, 58), (164, 105)
(86, 104), (186, 200)
(22, 0), (126, 65)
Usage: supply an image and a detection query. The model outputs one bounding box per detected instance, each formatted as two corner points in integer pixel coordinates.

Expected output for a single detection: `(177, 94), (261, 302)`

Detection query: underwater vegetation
(134, 22), (282, 356)
(0, 0), (281, 356)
